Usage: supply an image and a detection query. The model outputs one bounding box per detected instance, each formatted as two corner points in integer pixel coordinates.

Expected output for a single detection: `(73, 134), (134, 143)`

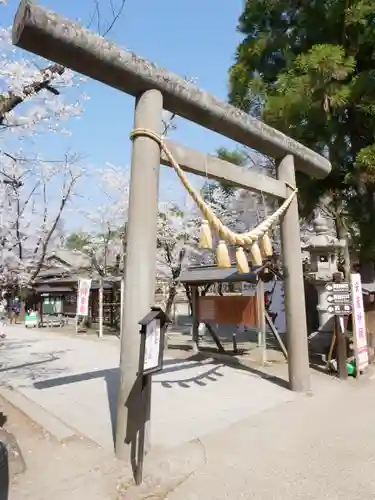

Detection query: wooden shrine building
(178, 264), (287, 358)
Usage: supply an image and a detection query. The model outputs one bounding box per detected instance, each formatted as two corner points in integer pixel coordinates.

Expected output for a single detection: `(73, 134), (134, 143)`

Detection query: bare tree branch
(0, 177), (39, 249)
(162, 112), (177, 135)
(1, 150), (72, 165)
(33, 181), (48, 255)
(31, 169), (82, 280)
(87, 0), (127, 37)
(15, 192), (22, 260)
(0, 169), (22, 188)
(101, 0), (127, 37)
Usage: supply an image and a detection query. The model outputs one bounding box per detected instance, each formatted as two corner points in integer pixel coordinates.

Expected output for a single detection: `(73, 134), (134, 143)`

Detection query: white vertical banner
(350, 273), (369, 372)
(77, 278), (92, 316)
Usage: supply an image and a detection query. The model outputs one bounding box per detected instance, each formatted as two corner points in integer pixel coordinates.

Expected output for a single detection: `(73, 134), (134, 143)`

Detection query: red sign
(76, 279), (92, 316)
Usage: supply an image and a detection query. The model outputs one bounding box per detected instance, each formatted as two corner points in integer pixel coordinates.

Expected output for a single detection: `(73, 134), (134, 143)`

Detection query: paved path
(165, 376), (375, 500)
(0, 326), (296, 451)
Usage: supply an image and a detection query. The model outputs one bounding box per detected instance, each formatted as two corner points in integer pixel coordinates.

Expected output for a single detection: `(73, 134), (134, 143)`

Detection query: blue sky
(2, 0), (244, 231)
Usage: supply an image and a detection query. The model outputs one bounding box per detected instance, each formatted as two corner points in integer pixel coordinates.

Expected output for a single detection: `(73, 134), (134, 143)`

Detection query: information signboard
(143, 318), (162, 373)
(138, 307), (168, 376)
(325, 282), (352, 316)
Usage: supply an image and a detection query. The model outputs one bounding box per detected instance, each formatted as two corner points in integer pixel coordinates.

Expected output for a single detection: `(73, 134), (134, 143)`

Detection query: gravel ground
(0, 396), (132, 500)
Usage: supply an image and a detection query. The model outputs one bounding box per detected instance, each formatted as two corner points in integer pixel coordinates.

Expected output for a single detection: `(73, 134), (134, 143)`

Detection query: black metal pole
(336, 315), (348, 380)
(134, 373), (150, 486)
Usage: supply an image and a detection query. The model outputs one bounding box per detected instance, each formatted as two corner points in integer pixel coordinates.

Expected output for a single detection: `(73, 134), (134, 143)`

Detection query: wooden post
(191, 286), (200, 353)
(134, 373), (151, 485)
(115, 89), (163, 461)
(332, 272), (348, 380)
(277, 155), (311, 393)
(98, 278), (104, 338)
(335, 316), (348, 380)
(256, 279), (267, 364)
(265, 311), (288, 360)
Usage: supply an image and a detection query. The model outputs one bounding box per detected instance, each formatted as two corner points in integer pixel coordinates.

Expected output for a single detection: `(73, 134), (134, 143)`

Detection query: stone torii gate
(12, 0), (331, 461)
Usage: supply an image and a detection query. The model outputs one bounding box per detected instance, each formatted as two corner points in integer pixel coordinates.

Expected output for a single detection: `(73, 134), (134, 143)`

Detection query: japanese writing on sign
(76, 279), (92, 316)
(350, 273), (369, 372)
(143, 319), (161, 372)
(325, 282), (352, 316)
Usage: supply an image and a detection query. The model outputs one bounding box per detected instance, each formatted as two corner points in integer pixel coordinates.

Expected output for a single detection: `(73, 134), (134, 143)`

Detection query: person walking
(0, 293), (8, 338)
(9, 297), (20, 325)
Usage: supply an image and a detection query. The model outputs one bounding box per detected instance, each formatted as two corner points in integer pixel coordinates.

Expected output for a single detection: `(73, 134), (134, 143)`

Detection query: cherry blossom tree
(63, 162), (129, 336)
(156, 199), (200, 315)
(75, 163), (129, 278)
(0, 26), (86, 287)
(1, 153), (83, 284)
(155, 182), (255, 315)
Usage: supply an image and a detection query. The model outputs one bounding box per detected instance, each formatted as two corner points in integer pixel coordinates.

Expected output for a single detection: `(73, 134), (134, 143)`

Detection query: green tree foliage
(64, 232), (92, 251)
(229, 0), (375, 272)
(201, 147), (248, 200)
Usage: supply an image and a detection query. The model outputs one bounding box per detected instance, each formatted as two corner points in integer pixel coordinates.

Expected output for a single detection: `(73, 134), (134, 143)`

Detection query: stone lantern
(302, 213), (346, 336)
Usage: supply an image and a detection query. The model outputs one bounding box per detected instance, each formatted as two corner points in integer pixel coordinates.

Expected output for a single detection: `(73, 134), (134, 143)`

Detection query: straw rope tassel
(199, 219), (213, 249)
(129, 129), (298, 270)
(216, 240), (231, 268)
(235, 247), (250, 273)
(250, 242), (262, 266)
(260, 233), (273, 258)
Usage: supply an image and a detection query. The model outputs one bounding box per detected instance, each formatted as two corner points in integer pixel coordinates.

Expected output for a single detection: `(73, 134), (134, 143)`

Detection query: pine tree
(229, 0), (375, 278)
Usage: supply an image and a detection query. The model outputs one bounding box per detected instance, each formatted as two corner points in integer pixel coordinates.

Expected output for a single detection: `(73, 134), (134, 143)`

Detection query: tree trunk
(183, 284), (193, 315)
(163, 284), (177, 352)
(358, 184), (375, 283)
(165, 283), (177, 320)
(17, 286), (26, 323)
(334, 216), (351, 281)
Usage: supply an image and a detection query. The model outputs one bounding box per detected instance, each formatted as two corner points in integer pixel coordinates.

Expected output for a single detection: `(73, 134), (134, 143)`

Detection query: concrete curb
(0, 387), (77, 442)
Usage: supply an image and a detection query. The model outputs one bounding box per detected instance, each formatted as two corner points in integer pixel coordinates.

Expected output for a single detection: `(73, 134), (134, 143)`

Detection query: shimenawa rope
(129, 128), (297, 249)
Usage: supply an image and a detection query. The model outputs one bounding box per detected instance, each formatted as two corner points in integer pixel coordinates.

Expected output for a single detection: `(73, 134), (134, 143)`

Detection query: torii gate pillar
(278, 155), (311, 393)
(115, 90), (163, 459)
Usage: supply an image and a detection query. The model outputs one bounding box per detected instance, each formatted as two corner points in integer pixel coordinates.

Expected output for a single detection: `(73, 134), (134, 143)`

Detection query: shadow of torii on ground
(32, 353), (289, 447)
